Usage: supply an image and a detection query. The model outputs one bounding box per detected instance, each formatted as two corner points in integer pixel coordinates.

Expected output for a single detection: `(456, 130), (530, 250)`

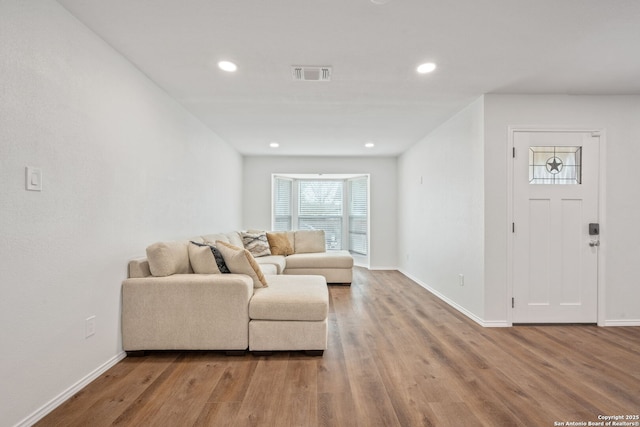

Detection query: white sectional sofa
(121, 229), (353, 355)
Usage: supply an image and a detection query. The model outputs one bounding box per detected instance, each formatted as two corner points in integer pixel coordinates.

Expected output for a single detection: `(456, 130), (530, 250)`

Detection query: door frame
(506, 127), (607, 326)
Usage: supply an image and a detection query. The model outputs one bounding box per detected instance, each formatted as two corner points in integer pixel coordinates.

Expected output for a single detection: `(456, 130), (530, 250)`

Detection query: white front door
(512, 130), (600, 323)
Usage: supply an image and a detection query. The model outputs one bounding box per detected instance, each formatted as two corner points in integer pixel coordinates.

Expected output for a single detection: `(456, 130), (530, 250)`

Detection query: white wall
(483, 94), (640, 324)
(0, 1), (242, 426)
(242, 156), (398, 269)
(398, 98), (486, 320)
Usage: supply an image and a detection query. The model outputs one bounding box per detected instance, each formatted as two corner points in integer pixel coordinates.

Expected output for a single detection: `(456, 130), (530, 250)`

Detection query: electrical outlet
(459, 274), (464, 286)
(85, 316), (96, 338)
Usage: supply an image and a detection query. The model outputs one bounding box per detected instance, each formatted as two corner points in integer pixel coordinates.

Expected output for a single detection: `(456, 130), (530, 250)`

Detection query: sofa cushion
(226, 231), (244, 248)
(259, 263), (278, 275)
(188, 241), (232, 274)
(216, 241), (268, 288)
(201, 233), (230, 245)
(266, 231), (294, 256)
(294, 230), (326, 254)
(254, 255), (287, 274)
(191, 241), (231, 274)
(241, 231), (272, 257)
(249, 275), (328, 321)
(284, 250), (354, 269)
(146, 241), (191, 277)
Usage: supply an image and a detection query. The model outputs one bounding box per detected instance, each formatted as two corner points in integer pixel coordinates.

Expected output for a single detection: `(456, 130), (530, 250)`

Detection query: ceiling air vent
(291, 66), (332, 82)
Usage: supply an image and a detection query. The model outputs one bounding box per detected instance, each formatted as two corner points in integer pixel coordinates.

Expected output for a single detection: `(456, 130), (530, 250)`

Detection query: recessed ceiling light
(417, 62), (437, 74)
(269, 142), (280, 148)
(365, 142), (375, 148)
(218, 61), (237, 72)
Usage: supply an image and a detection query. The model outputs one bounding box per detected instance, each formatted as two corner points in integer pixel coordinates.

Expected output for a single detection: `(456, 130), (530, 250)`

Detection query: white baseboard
(15, 351), (127, 427)
(601, 319), (640, 327)
(368, 266), (398, 271)
(481, 320), (511, 327)
(398, 269), (509, 328)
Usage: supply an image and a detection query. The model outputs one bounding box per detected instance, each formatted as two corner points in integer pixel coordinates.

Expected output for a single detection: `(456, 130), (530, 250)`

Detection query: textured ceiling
(56, 0), (640, 156)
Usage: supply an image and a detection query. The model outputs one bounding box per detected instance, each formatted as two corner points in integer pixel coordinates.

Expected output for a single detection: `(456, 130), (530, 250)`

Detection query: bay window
(272, 174), (369, 255)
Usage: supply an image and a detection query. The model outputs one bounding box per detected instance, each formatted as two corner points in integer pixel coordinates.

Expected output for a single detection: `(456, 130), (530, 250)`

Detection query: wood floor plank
(279, 357), (318, 427)
(429, 402), (484, 427)
(316, 292), (351, 396)
(193, 401), (241, 427)
(36, 267), (640, 427)
(317, 392), (357, 427)
(205, 357), (259, 403)
(232, 354), (290, 427)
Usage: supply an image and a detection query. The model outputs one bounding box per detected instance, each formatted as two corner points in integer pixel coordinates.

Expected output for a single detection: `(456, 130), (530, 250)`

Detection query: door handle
(589, 240), (600, 247)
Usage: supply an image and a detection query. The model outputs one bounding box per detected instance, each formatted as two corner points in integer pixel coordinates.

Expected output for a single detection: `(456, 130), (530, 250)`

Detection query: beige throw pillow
(294, 230), (326, 253)
(215, 241), (268, 288)
(266, 232), (294, 256)
(146, 241), (190, 277)
(188, 242), (222, 274)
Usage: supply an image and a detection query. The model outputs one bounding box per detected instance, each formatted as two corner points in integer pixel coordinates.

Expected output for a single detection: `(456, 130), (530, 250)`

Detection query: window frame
(272, 174), (369, 256)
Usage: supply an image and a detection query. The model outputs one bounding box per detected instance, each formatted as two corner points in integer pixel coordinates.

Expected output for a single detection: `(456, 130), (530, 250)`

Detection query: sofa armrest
(122, 274), (253, 351)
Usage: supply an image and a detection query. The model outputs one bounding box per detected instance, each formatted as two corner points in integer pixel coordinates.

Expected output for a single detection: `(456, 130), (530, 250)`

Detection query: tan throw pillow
(215, 241), (268, 288)
(266, 232), (294, 256)
(241, 231), (272, 257)
(188, 242), (222, 274)
(145, 241), (190, 277)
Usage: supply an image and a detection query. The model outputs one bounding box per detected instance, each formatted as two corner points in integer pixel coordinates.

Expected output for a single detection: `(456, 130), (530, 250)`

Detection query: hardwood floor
(37, 267), (640, 426)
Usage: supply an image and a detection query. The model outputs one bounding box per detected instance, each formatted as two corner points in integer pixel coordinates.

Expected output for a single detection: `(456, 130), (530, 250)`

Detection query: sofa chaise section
(249, 275), (328, 354)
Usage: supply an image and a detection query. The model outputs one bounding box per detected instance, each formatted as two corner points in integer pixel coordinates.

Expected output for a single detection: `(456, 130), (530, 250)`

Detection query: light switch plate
(26, 166), (42, 191)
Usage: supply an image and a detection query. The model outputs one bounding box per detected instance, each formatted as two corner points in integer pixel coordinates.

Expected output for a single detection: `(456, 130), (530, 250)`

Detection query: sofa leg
(225, 350), (246, 356)
(304, 350), (324, 357)
(126, 350), (146, 357)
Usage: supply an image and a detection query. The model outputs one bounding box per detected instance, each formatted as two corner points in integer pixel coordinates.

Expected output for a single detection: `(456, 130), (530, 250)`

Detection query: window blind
(273, 177), (292, 231)
(348, 177), (368, 255)
(298, 180), (343, 249)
